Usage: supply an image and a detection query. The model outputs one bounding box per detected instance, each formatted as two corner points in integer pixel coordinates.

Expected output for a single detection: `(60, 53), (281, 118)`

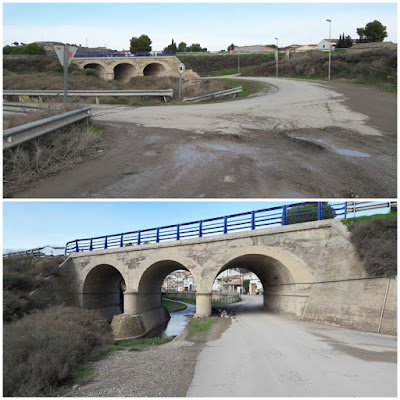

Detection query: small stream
(161, 300), (196, 338)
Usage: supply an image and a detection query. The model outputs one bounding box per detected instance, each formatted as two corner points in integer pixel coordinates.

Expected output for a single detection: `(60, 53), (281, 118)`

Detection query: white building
(243, 272), (263, 295)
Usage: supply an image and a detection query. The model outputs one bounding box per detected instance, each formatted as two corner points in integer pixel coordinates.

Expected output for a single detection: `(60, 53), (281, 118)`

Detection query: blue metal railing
(65, 201), (352, 255)
(73, 51), (176, 58)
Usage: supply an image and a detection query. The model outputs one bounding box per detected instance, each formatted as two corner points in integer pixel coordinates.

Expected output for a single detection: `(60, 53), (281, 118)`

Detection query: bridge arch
(113, 63), (137, 81)
(82, 63), (107, 79)
(208, 246), (314, 317)
(82, 263), (126, 322)
(143, 62), (167, 76)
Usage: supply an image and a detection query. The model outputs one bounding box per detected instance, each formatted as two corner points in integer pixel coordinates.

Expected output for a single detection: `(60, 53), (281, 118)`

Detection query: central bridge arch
(143, 62), (167, 76)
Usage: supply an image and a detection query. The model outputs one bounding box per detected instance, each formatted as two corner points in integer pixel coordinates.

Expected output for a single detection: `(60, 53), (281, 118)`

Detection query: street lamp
(326, 19), (331, 81)
(275, 37), (279, 77)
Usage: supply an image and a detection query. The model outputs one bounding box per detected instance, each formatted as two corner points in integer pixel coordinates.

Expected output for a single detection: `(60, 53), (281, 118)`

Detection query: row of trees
(129, 35), (207, 53)
(336, 33), (353, 49)
(3, 43), (46, 55)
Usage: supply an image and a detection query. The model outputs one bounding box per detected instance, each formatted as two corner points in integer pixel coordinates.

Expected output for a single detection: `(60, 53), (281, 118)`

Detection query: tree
(129, 34), (152, 52)
(178, 42), (187, 52)
(345, 35), (353, 48)
(286, 202), (336, 225)
(265, 44), (278, 49)
(187, 43), (207, 52)
(357, 20), (388, 42)
(243, 279), (250, 294)
(227, 43), (235, 51)
(336, 34), (344, 49)
(163, 38), (177, 54)
(13, 41), (19, 46)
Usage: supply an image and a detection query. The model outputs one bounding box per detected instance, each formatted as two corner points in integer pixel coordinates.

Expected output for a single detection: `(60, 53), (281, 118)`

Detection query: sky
(2, 200), (390, 251)
(2, 2), (397, 51)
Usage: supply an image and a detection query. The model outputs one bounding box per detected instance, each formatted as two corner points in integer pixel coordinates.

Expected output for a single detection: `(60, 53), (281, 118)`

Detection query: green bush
(287, 202), (336, 225)
(3, 306), (114, 397)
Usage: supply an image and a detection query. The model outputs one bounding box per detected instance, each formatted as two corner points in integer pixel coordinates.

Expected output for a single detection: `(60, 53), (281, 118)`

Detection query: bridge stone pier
(63, 219), (397, 338)
(72, 56), (199, 81)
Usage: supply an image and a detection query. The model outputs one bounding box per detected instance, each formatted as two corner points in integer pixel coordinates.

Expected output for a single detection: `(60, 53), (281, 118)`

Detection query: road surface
(187, 295), (397, 397)
(15, 78), (396, 198)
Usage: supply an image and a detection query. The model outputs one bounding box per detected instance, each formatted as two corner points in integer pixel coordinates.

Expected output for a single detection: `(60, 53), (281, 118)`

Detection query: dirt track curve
(15, 77), (396, 198)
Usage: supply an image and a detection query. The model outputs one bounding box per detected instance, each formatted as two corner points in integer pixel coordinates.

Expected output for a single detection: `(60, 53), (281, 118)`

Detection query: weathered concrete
(72, 56), (199, 81)
(64, 219), (397, 338)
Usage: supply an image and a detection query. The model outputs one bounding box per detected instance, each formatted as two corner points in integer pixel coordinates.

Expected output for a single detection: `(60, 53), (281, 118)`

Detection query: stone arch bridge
(63, 219), (397, 338)
(72, 56), (199, 81)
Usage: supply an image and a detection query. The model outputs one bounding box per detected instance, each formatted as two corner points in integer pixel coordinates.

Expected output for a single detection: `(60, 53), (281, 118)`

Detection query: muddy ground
(13, 78), (396, 198)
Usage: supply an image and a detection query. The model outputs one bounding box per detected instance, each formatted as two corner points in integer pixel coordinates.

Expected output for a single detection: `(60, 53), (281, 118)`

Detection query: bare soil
(60, 317), (231, 397)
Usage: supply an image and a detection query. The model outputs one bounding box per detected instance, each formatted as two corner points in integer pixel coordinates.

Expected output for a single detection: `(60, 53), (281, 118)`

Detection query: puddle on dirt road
(295, 137), (371, 158)
(161, 301), (196, 338)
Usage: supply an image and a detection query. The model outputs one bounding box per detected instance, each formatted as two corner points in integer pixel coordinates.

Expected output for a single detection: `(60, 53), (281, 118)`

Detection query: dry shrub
(3, 290), (32, 323)
(3, 306), (114, 396)
(347, 218), (397, 278)
(242, 48), (397, 83)
(3, 120), (106, 197)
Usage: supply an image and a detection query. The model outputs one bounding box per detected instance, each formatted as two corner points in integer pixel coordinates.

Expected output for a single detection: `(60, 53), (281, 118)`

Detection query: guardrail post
(224, 216), (228, 234)
(90, 238), (93, 251)
(120, 233), (124, 247)
(251, 211), (256, 230)
(104, 236), (108, 249)
(199, 220), (203, 237)
(344, 202), (347, 219)
(75, 239), (79, 253)
(318, 202), (323, 220)
(282, 206), (287, 225)
(156, 228), (160, 243)
(177, 224), (180, 240)
(137, 231), (141, 245)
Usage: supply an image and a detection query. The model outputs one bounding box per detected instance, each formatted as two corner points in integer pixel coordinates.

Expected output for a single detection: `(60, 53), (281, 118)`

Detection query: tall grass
(3, 306), (114, 397)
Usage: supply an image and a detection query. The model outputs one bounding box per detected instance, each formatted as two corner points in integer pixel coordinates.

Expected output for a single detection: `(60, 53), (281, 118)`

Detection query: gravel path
(61, 317), (231, 397)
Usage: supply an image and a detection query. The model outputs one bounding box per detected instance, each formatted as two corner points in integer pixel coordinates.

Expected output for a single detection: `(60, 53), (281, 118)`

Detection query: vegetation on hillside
(241, 48), (397, 88)
(344, 213), (397, 278)
(3, 43), (46, 55)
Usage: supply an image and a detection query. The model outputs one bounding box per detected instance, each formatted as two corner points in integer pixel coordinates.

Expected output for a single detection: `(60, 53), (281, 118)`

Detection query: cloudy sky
(3, 2), (397, 51)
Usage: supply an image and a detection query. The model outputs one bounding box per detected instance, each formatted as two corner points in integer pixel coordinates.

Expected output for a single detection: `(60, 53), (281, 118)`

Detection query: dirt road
(187, 296), (397, 397)
(15, 78), (396, 198)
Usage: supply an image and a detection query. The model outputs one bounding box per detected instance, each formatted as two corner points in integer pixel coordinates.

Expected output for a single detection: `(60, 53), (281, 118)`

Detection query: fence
(65, 201), (396, 255)
(163, 291), (240, 306)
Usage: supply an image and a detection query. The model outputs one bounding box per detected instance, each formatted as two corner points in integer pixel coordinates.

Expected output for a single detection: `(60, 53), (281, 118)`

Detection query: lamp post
(326, 19), (331, 81)
(275, 37), (279, 77)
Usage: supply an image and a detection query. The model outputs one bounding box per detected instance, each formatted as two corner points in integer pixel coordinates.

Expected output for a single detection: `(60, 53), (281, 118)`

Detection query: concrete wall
(66, 219), (397, 336)
(72, 56), (199, 81)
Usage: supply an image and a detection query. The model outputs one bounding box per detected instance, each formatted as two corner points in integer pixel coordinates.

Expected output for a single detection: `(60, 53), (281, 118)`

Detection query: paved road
(187, 296), (397, 397)
(15, 78), (396, 198)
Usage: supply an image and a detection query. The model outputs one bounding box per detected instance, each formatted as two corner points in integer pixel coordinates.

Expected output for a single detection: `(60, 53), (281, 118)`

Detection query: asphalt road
(15, 77), (396, 198)
(187, 295), (397, 397)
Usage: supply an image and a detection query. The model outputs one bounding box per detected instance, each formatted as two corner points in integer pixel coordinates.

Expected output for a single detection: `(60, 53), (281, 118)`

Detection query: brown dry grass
(347, 217), (397, 278)
(3, 119), (106, 197)
(3, 306), (114, 397)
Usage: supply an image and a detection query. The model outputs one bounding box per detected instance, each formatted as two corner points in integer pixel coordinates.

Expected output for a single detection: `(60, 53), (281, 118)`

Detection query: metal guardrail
(65, 201), (396, 255)
(3, 103), (43, 113)
(74, 51), (177, 58)
(183, 86), (242, 103)
(3, 246), (65, 258)
(3, 106), (91, 150)
(4, 89), (174, 104)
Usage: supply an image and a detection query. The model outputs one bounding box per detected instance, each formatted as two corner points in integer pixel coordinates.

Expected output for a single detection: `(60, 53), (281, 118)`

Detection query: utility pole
(326, 19), (332, 81)
(238, 54), (240, 73)
(275, 37), (279, 77)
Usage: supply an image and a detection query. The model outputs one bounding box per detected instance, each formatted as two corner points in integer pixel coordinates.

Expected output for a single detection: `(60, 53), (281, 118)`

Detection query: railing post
(318, 202), (323, 221)
(90, 238), (93, 251)
(120, 233), (124, 247)
(137, 231), (141, 245)
(156, 228), (160, 243)
(282, 206), (287, 225)
(224, 216), (228, 234)
(177, 224), (180, 240)
(251, 211), (256, 230)
(344, 202), (347, 220)
(75, 239), (79, 253)
(104, 236), (108, 249)
(199, 220), (203, 237)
